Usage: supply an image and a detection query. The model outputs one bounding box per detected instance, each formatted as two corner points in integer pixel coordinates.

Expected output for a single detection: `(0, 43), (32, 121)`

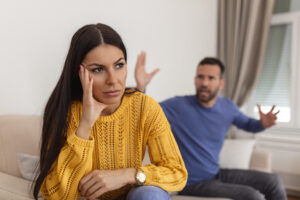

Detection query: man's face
(194, 64), (224, 104)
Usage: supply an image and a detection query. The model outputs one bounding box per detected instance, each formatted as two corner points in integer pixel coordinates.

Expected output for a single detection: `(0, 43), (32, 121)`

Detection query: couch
(0, 115), (272, 200)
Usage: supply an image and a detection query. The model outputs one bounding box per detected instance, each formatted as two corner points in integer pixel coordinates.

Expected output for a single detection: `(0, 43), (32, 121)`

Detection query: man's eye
(92, 67), (103, 73)
(116, 63), (124, 69)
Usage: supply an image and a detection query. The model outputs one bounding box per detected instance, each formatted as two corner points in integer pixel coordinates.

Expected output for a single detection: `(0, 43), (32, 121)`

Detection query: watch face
(137, 171), (146, 183)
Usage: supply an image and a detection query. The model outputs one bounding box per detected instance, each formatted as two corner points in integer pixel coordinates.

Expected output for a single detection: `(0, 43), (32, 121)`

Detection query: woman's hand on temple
(78, 168), (136, 200)
(77, 65), (108, 139)
(134, 51), (159, 92)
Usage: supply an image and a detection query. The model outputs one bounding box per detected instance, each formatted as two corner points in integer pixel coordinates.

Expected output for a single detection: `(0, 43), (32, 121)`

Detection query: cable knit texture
(41, 91), (187, 200)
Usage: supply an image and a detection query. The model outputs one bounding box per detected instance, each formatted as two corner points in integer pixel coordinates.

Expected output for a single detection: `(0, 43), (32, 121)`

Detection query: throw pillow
(17, 153), (40, 181)
(219, 139), (255, 169)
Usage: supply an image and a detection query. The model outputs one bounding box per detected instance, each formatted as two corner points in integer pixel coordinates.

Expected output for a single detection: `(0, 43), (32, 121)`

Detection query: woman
(33, 23), (187, 200)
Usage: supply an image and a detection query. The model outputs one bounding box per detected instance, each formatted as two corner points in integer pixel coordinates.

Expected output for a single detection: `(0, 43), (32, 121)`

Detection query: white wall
(0, 0), (217, 115)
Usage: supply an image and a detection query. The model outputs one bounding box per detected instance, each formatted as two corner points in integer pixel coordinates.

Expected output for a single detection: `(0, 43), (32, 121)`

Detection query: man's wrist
(136, 85), (146, 93)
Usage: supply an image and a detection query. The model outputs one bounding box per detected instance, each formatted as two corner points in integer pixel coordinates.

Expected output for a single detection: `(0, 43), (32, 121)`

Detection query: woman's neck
(101, 102), (121, 116)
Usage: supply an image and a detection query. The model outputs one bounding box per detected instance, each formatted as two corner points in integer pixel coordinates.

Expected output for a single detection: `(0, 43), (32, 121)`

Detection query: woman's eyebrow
(87, 63), (104, 68)
(86, 57), (125, 68)
(114, 57), (125, 64)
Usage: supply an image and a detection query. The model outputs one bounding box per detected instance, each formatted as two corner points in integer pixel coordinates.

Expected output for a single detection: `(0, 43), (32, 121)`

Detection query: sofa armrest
(249, 149), (272, 173)
(0, 115), (42, 178)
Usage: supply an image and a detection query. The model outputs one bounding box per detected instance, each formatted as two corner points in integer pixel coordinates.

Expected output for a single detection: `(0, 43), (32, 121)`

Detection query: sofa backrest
(0, 115), (271, 179)
(0, 115), (42, 178)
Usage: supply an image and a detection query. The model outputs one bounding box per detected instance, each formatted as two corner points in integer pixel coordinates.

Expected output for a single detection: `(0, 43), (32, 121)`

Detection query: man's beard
(196, 87), (219, 103)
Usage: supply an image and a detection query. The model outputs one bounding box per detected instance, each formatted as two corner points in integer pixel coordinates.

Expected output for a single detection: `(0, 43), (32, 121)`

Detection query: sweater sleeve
(40, 103), (94, 200)
(140, 97), (188, 191)
(231, 102), (265, 133)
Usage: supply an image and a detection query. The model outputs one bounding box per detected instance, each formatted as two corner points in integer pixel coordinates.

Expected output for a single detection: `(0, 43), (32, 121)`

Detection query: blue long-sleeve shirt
(160, 95), (264, 186)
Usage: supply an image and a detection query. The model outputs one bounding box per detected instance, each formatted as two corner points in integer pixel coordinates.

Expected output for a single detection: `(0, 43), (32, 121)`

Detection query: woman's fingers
(78, 172), (93, 193)
(79, 171), (101, 196)
(79, 65), (94, 102)
(79, 171), (107, 199)
(88, 186), (107, 200)
(84, 66), (90, 92)
(88, 75), (93, 97)
(79, 65), (89, 92)
(82, 178), (99, 197)
(85, 180), (104, 198)
(79, 65), (84, 86)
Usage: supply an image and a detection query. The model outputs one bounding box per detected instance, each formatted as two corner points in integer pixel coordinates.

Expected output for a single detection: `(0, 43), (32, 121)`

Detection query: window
(254, 24), (292, 123)
(274, 0), (300, 14)
(249, 1), (300, 191)
(250, 8), (300, 128)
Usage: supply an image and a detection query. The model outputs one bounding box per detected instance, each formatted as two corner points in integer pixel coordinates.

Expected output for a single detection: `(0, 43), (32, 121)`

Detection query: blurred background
(0, 0), (217, 114)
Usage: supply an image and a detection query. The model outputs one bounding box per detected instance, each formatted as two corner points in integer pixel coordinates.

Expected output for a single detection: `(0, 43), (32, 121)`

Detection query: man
(135, 52), (287, 200)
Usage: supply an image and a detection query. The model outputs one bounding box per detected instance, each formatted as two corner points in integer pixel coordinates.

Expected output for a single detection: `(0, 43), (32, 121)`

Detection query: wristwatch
(135, 168), (146, 185)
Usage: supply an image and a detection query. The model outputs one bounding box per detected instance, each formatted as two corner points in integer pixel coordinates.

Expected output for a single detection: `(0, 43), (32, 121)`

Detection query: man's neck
(198, 97), (217, 108)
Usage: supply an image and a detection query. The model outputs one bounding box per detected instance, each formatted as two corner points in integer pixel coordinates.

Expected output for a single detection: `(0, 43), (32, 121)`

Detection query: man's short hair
(198, 57), (225, 77)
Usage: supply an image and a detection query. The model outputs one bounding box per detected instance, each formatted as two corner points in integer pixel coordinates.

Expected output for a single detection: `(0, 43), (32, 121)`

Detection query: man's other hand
(134, 51), (160, 92)
(257, 104), (280, 128)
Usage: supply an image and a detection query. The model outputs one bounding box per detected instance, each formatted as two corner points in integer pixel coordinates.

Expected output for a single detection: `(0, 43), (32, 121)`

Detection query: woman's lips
(104, 90), (121, 96)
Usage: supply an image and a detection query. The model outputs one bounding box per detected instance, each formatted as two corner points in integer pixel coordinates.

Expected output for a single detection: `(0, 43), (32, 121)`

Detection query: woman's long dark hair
(33, 23), (127, 199)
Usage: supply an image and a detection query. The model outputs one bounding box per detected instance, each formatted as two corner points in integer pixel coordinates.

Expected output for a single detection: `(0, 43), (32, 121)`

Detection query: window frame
(247, 11), (300, 130)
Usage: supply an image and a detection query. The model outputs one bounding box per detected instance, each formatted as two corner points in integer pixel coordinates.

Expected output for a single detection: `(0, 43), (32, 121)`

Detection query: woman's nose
(106, 71), (117, 85)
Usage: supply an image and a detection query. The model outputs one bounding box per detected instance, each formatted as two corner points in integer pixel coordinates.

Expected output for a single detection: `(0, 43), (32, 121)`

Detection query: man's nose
(201, 78), (209, 86)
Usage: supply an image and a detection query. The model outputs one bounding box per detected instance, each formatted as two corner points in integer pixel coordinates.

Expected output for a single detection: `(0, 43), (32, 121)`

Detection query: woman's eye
(116, 63), (124, 69)
(92, 67), (103, 73)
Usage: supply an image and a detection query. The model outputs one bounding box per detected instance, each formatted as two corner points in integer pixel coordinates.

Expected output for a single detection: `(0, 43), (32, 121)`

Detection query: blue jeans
(126, 186), (170, 200)
(179, 169), (287, 200)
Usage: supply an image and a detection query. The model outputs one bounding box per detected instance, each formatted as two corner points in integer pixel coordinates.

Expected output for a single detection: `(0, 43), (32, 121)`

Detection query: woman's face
(82, 44), (127, 106)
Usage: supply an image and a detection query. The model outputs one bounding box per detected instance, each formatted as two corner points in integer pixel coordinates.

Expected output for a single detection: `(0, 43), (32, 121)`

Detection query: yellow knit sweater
(41, 91), (187, 200)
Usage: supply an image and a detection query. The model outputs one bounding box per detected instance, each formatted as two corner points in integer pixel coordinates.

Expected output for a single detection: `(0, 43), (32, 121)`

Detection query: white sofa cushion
(219, 139), (255, 169)
(0, 172), (34, 200)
